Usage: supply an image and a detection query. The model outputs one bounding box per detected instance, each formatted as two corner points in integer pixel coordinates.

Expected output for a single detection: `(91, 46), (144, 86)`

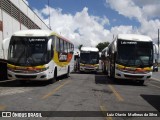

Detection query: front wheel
(49, 69), (57, 84)
(110, 65), (115, 79)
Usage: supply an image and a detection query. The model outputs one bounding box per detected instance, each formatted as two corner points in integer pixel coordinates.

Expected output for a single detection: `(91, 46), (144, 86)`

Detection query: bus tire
(65, 66), (70, 78)
(110, 64), (115, 79)
(106, 68), (108, 75)
(49, 78), (55, 84)
(103, 64), (106, 73)
(49, 69), (57, 84)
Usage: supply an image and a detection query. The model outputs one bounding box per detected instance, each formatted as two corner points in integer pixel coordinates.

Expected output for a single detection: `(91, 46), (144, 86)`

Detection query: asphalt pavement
(0, 71), (160, 120)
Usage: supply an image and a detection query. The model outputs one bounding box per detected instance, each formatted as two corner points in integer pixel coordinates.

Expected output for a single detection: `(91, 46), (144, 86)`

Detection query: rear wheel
(65, 66), (70, 78)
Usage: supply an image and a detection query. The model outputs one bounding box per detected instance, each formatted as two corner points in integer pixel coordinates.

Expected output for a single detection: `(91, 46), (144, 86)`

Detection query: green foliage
(96, 42), (110, 51)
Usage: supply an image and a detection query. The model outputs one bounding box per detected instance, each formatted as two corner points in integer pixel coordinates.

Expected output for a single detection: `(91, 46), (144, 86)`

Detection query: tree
(96, 42), (110, 51)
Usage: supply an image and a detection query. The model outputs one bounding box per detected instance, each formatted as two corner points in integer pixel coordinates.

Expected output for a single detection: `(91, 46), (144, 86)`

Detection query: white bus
(79, 47), (99, 72)
(6, 30), (74, 83)
(106, 34), (153, 85)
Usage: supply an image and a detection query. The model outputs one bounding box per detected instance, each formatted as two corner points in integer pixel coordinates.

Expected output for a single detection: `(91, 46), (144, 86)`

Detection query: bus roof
(13, 29), (51, 36)
(12, 29), (73, 44)
(117, 34), (152, 42)
(81, 47), (99, 52)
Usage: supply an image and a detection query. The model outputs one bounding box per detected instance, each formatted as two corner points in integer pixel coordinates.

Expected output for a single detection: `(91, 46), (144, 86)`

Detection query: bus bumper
(7, 70), (50, 81)
(115, 69), (152, 80)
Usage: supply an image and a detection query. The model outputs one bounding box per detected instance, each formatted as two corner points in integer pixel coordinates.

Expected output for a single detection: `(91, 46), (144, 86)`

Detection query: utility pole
(48, 0), (51, 30)
(158, 29), (159, 63)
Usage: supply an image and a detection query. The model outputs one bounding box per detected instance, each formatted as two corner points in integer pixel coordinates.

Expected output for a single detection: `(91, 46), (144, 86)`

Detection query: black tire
(106, 68), (108, 75)
(110, 65), (115, 79)
(49, 78), (54, 84)
(49, 69), (57, 84)
(103, 64), (106, 73)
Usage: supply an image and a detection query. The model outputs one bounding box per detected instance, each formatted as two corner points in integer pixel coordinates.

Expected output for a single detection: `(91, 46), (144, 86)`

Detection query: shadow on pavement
(95, 74), (147, 86)
(0, 60), (7, 81)
(0, 80), (49, 87)
(141, 94), (160, 112)
(0, 75), (68, 87)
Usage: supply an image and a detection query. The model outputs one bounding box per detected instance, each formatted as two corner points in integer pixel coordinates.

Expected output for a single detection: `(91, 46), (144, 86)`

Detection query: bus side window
(67, 43), (70, 53)
(71, 44), (74, 53)
(69, 43), (71, 53)
(60, 39), (64, 53)
(64, 41), (68, 53)
(56, 37), (60, 52)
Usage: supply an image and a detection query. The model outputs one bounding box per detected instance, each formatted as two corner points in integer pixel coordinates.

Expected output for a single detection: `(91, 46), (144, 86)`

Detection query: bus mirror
(105, 52), (107, 57)
(47, 39), (52, 51)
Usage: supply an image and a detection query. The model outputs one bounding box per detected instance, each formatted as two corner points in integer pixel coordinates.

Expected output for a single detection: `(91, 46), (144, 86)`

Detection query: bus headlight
(116, 64), (152, 73)
(32, 67), (49, 72)
(7, 65), (49, 73)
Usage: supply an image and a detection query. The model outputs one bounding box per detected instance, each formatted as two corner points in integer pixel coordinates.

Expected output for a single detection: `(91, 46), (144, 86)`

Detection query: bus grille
(124, 74), (144, 78)
(15, 75), (37, 79)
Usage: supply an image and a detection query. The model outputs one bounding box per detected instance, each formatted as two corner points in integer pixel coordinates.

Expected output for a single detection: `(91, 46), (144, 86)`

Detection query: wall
(0, 0), (50, 59)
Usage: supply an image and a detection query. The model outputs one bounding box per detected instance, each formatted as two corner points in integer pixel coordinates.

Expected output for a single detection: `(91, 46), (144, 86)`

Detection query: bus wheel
(49, 69), (57, 84)
(49, 78), (55, 84)
(103, 65), (106, 73)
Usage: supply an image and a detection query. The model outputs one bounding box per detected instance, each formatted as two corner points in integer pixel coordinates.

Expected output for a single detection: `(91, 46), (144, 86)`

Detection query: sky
(24, 0), (160, 48)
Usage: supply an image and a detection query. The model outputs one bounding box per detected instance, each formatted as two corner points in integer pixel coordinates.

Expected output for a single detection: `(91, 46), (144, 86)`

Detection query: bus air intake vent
(15, 75), (37, 79)
(124, 74), (144, 78)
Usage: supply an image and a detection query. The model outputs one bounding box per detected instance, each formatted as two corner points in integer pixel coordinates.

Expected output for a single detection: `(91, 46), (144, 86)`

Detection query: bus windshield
(80, 52), (99, 64)
(117, 40), (153, 67)
(8, 36), (49, 66)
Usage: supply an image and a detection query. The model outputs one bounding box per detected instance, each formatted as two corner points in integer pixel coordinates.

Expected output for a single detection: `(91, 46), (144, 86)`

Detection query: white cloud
(33, 0), (160, 49)
(106, 0), (160, 42)
(106, 0), (144, 21)
(142, 4), (160, 19)
(34, 6), (110, 48)
(111, 25), (136, 35)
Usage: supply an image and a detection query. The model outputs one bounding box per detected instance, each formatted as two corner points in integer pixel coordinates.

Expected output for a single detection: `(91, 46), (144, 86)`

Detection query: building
(0, 0), (50, 59)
